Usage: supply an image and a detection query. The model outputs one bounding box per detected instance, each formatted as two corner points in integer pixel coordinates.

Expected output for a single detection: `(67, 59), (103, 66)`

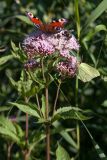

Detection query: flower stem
(75, 77), (80, 155)
(41, 57), (46, 82)
(25, 113), (28, 146)
(53, 81), (61, 115)
(24, 97), (29, 160)
(46, 124), (50, 160)
(74, 0), (80, 157)
(7, 143), (13, 160)
(36, 94), (43, 117)
(45, 87), (49, 119)
(45, 87), (50, 160)
(41, 56), (50, 159)
(25, 97), (29, 145)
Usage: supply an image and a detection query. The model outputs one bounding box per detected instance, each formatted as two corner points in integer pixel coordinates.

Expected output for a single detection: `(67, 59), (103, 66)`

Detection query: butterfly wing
(51, 18), (68, 27)
(47, 18), (68, 32)
(77, 63), (100, 82)
(26, 12), (67, 33)
(26, 11), (43, 28)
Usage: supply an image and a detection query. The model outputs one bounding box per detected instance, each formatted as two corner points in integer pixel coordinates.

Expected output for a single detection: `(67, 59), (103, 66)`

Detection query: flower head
(56, 56), (77, 77)
(48, 30), (79, 58)
(22, 28), (79, 78)
(22, 29), (79, 59)
(22, 31), (55, 58)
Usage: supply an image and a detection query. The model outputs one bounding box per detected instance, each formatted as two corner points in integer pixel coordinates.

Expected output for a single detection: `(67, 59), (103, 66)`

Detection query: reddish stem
(7, 143), (13, 160)
(24, 97), (29, 160)
(25, 113), (28, 145)
(45, 87), (50, 160)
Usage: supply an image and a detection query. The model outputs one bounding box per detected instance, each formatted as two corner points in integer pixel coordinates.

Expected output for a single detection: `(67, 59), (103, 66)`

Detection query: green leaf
(11, 41), (19, 52)
(102, 76), (107, 82)
(41, 95), (45, 117)
(8, 76), (17, 88)
(29, 131), (46, 151)
(53, 121), (78, 149)
(0, 55), (13, 66)
(14, 123), (24, 138)
(0, 116), (16, 133)
(82, 25), (107, 50)
(8, 70), (40, 97)
(14, 15), (33, 25)
(74, 0), (80, 38)
(10, 102), (40, 118)
(56, 144), (71, 160)
(77, 63), (100, 82)
(0, 126), (20, 143)
(84, 0), (107, 29)
(0, 116), (20, 143)
(102, 100), (107, 107)
(0, 106), (10, 112)
(52, 106), (91, 122)
(11, 41), (26, 61)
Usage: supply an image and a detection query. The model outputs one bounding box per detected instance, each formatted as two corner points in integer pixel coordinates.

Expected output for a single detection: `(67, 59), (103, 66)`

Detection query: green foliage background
(0, 0), (107, 159)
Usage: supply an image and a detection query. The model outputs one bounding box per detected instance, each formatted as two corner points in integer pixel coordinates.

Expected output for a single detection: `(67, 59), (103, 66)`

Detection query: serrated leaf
(0, 55), (13, 66)
(56, 144), (71, 160)
(0, 116), (21, 143)
(10, 102), (40, 118)
(0, 126), (20, 143)
(0, 116), (17, 134)
(52, 107), (91, 122)
(77, 63), (100, 82)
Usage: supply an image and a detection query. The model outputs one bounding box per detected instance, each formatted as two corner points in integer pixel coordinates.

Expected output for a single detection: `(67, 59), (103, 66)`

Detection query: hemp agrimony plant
(21, 29), (80, 160)
(0, 16), (100, 160)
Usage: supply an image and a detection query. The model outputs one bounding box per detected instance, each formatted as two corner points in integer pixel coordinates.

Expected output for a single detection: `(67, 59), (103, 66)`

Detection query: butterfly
(26, 11), (68, 33)
(77, 63), (100, 82)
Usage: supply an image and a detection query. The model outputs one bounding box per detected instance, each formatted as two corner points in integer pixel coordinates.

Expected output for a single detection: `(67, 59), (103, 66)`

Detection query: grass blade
(84, 0), (107, 29)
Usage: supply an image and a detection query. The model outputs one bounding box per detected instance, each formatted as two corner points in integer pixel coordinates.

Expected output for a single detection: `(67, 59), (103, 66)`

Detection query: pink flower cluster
(23, 30), (79, 58)
(22, 29), (79, 77)
(56, 56), (77, 77)
(23, 31), (55, 58)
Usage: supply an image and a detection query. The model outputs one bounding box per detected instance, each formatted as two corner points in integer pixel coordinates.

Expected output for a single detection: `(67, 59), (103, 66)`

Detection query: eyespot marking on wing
(26, 12), (68, 33)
